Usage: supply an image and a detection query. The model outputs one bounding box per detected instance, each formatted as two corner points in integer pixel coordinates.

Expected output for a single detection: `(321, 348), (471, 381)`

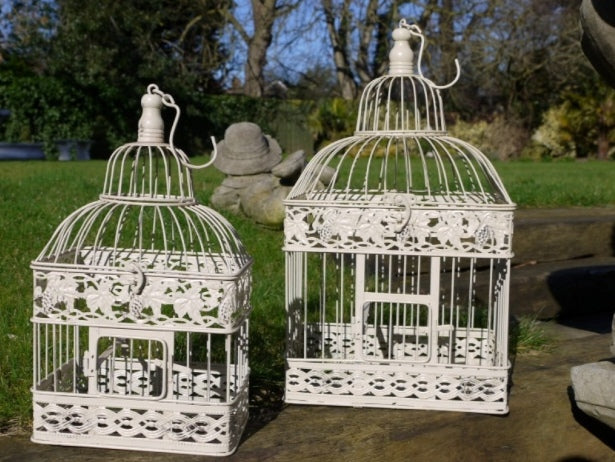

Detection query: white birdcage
(283, 21), (515, 414)
(31, 85), (252, 456)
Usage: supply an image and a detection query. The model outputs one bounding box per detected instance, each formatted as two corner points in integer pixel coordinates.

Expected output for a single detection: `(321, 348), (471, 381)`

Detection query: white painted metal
(31, 84), (252, 456)
(283, 20), (514, 414)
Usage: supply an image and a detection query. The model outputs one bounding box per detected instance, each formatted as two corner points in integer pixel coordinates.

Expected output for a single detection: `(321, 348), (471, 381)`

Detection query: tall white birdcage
(31, 85), (253, 456)
(283, 21), (515, 414)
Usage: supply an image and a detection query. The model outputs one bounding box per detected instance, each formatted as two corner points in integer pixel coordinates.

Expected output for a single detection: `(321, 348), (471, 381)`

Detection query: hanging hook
(398, 20), (425, 77)
(146, 84), (218, 170)
(396, 20), (461, 88)
(185, 136), (218, 170)
(432, 59), (461, 89)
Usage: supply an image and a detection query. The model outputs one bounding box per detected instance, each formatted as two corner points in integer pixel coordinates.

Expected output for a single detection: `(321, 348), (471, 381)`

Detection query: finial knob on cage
(138, 93), (164, 143)
(389, 25), (414, 75)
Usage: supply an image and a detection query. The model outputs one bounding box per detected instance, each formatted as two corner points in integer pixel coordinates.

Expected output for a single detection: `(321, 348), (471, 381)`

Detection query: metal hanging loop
(146, 84), (218, 170)
(397, 19), (461, 89)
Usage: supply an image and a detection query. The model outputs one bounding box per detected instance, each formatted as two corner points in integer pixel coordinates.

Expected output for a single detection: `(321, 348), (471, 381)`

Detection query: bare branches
(226, 0), (302, 96)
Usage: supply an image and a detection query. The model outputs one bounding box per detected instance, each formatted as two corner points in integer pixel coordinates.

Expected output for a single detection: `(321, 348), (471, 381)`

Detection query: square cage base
(285, 360), (509, 414)
(32, 388), (249, 456)
(286, 320), (509, 414)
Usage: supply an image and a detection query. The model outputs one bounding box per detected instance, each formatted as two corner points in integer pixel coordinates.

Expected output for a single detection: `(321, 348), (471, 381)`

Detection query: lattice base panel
(301, 322), (498, 365)
(286, 360), (509, 414)
(32, 390), (249, 456)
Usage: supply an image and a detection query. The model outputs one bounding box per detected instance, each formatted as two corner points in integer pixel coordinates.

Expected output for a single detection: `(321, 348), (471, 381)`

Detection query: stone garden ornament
(570, 0), (615, 431)
(580, 0), (615, 88)
(31, 84), (253, 456)
(214, 121), (282, 175)
(211, 121), (331, 228)
(283, 20), (515, 414)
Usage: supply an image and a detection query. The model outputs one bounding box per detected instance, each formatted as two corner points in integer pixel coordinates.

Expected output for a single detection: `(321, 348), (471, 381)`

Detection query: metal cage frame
(31, 85), (252, 456)
(283, 21), (514, 414)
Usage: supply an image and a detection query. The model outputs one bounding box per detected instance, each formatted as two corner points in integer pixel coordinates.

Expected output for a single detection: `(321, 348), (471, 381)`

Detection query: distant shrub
(0, 69), (310, 159)
(449, 115), (530, 160)
(0, 72), (95, 150)
(528, 87), (615, 159)
(307, 98), (358, 150)
(528, 104), (577, 159)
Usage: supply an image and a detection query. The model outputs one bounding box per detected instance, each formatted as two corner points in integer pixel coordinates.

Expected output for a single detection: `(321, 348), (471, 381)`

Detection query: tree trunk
(597, 129), (610, 159)
(439, 0), (456, 83)
(322, 0), (357, 100)
(243, 0), (276, 97)
(354, 0), (379, 86)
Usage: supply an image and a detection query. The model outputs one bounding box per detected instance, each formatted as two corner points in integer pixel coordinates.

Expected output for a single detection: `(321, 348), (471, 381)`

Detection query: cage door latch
(82, 350), (96, 378)
(393, 194), (413, 233)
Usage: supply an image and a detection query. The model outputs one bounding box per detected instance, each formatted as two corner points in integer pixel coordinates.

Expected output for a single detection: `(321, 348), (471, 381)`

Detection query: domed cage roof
(32, 84), (251, 277)
(287, 21), (513, 209)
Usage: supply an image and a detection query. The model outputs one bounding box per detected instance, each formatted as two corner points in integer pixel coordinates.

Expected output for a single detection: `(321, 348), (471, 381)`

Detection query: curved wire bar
(34, 199), (251, 276)
(290, 26), (512, 210)
(287, 132), (513, 208)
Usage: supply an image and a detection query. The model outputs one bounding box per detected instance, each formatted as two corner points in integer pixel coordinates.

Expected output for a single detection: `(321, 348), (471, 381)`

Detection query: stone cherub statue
(570, 0), (615, 430)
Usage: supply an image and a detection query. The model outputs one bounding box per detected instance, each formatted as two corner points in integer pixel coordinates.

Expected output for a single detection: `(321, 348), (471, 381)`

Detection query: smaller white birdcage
(31, 85), (252, 456)
(283, 21), (514, 414)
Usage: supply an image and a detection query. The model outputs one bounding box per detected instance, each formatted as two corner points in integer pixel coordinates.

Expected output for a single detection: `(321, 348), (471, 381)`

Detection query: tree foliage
(50, 0), (230, 91)
(453, 0), (588, 125)
(1, 0), (613, 159)
(0, 0), (232, 156)
(315, 1), (589, 126)
(530, 83), (615, 159)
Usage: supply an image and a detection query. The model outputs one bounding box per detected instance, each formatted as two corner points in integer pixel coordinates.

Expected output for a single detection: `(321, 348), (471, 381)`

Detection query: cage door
(355, 255), (440, 363)
(84, 328), (173, 399)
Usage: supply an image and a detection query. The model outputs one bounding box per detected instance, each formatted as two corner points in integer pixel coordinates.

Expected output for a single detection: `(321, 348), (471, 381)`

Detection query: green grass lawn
(494, 159), (615, 207)
(1, 157), (615, 430)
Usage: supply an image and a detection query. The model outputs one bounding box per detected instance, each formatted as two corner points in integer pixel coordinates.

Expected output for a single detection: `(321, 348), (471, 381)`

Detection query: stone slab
(513, 207), (615, 264)
(3, 325), (613, 461)
(507, 208), (615, 318)
(509, 256), (615, 318)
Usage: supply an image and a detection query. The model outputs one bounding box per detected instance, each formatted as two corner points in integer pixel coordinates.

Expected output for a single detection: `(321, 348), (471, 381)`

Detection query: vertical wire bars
(286, 252), (508, 366)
